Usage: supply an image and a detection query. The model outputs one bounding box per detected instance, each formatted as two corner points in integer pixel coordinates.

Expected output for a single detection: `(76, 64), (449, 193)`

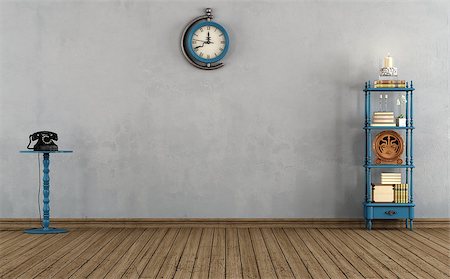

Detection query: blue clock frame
(185, 21), (229, 64)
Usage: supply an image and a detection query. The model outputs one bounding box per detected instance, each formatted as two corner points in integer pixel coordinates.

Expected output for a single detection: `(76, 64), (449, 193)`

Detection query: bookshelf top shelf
(364, 87), (415, 92)
(364, 164), (415, 169)
(364, 126), (415, 130)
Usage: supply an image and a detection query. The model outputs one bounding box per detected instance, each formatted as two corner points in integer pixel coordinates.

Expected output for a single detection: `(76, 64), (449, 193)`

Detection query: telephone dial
(27, 131), (58, 151)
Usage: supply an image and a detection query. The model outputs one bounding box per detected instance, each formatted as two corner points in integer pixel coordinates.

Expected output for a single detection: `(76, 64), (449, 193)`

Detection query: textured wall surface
(0, 0), (448, 218)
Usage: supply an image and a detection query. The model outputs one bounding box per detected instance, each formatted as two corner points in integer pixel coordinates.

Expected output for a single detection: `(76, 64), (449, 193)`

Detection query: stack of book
(372, 112), (396, 126)
(374, 80), (406, 88)
(381, 173), (401, 184)
(394, 184), (409, 203)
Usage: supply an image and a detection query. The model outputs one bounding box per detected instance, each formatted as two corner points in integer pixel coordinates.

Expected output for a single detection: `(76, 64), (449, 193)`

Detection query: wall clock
(373, 130), (404, 164)
(181, 8), (230, 70)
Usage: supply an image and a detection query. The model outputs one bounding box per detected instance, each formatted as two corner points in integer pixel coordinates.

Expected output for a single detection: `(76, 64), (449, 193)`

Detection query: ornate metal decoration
(373, 130), (404, 164)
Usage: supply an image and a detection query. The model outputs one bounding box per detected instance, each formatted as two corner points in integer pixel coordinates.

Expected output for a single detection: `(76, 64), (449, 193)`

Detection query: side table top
(20, 150), (73, 153)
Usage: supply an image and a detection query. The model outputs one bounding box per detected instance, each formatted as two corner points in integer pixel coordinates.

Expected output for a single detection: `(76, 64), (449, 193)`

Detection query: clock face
(191, 26), (226, 60)
(186, 21), (229, 64)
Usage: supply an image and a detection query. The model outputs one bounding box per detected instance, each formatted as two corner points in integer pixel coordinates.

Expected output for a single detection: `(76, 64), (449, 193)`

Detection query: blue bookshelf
(364, 81), (415, 230)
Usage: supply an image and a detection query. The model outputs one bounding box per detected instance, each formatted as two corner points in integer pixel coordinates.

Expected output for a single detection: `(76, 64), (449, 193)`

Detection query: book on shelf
(381, 173), (402, 184)
(374, 80), (406, 84)
(372, 112), (395, 126)
(373, 115), (395, 119)
(373, 112), (394, 117)
(394, 184), (409, 203)
(374, 84), (406, 88)
(374, 80), (406, 88)
(371, 123), (396, 127)
(373, 112), (394, 115)
(373, 119), (396, 122)
(374, 116), (395, 119)
(381, 173), (401, 177)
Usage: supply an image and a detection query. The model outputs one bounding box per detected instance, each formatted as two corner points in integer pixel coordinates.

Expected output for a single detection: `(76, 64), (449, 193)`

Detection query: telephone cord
(37, 153), (42, 227)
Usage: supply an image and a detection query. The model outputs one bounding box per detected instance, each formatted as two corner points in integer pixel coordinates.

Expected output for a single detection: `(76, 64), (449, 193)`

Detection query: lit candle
(384, 53), (393, 67)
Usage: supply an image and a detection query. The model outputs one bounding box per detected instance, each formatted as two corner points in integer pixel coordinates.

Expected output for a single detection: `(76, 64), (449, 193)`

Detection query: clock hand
(192, 39), (207, 43)
(194, 42), (205, 49)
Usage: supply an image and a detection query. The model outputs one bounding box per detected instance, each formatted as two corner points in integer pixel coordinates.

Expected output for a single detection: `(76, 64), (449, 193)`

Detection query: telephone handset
(27, 131), (58, 151)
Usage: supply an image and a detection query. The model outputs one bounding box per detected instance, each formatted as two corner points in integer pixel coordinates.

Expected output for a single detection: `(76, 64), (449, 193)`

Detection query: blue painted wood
(42, 153), (50, 229)
(24, 227), (67, 234)
(365, 202), (415, 206)
(406, 91), (410, 190)
(364, 87), (369, 203)
(364, 87), (415, 92)
(364, 126), (415, 130)
(371, 206), (409, 219)
(409, 88), (414, 205)
(367, 89), (372, 204)
(363, 81), (415, 230)
(20, 150), (73, 234)
(364, 164), (415, 168)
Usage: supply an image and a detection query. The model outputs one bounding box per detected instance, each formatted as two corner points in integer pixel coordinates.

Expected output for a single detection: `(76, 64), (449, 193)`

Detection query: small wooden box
(372, 184), (394, 203)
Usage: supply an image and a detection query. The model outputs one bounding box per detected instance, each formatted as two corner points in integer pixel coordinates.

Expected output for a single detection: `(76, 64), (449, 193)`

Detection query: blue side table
(20, 150), (73, 234)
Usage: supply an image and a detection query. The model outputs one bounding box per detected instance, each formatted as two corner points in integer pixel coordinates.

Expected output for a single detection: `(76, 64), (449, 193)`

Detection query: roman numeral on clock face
(191, 24), (227, 61)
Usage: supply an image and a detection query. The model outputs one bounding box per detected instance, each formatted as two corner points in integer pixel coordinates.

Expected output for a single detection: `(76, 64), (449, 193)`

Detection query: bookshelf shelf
(364, 126), (415, 130)
(364, 87), (415, 92)
(364, 164), (415, 169)
(365, 202), (415, 207)
(363, 80), (415, 230)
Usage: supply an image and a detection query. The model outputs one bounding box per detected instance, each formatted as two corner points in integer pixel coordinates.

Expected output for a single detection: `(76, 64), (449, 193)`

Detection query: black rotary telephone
(27, 131), (58, 151)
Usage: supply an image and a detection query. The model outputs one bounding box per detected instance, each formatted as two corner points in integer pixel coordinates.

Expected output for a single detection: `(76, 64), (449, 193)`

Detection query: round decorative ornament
(373, 130), (404, 164)
(181, 8), (230, 70)
(379, 67), (398, 77)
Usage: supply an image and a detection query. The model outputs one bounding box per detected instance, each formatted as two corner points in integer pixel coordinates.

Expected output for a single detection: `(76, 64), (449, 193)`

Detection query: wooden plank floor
(0, 228), (448, 278)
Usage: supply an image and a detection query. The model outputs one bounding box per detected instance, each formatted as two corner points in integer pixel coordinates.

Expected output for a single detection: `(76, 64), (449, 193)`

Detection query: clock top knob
(205, 8), (213, 20)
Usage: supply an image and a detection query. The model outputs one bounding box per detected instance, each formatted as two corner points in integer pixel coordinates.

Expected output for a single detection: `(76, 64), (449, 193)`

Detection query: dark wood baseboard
(0, 218), (448, 230)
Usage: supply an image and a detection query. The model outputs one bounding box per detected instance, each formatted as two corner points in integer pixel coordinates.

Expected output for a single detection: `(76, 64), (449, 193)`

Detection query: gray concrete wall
(0, 0), (448, 218)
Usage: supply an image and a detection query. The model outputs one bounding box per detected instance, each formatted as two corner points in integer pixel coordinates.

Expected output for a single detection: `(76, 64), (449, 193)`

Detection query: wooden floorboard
(422, 228), (450, 244)
(378, 230), (450, 276)
(355, 229), (443, 279)
(414, 229), (450, 248)
(224, 228), (242, 279)
(15, 230), (91, 279)
(173, 228), (202, 279)
(248, 228), (277, 278)
(1, 227), (448, 279)
(52, 228), (123, 278)
(34, 228), (111, 278)
(209, 228), (226, 279)
(140, 228), (179, 278)
(238, 228), (260, 279)
(259, 228), (294, 278)
(310, 229), (365, 279)
(334, 229), (407, 279)
(271, 228), (311, 278)
(156, 228), (191, 279)
(0, 231), (21, 245)
(283, 228), (329, 278)
(191, 228), (214, 279)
